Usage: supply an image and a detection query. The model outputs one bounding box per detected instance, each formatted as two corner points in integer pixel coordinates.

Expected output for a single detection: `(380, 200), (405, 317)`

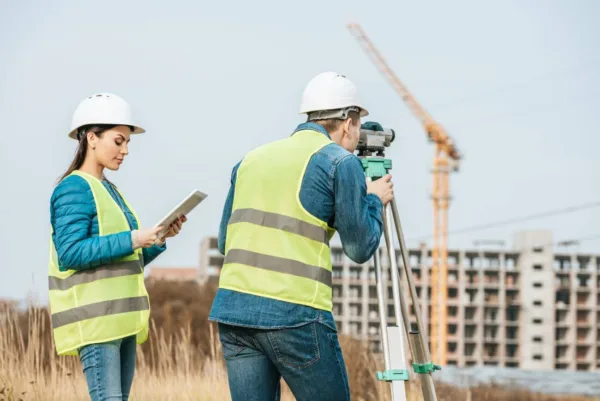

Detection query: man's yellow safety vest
(48, 170), (150, 356)
(219, 129), (337, 311)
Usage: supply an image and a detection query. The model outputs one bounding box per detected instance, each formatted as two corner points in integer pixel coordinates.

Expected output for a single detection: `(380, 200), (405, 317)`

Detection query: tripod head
(356, 121), (395, 157)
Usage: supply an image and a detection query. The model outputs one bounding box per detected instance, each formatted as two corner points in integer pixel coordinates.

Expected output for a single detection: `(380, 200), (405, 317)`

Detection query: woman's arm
(51, 176), (135, 271)
(142, 243), (166, 266)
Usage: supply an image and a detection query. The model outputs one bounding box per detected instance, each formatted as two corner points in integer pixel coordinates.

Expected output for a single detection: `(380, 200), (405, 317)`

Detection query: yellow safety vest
(48, 170), (150, 356)
(219, 129), (337, 311)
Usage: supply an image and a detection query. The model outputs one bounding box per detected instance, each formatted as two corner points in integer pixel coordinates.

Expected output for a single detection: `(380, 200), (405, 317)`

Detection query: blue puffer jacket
(50, 174), (166, 272)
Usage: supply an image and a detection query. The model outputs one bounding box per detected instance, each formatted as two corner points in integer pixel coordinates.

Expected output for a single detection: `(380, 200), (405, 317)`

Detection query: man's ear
(342, 118), (353, 137)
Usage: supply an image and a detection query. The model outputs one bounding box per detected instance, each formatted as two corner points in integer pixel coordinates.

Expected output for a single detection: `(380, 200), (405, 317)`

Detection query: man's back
(209, 122), (384, 329)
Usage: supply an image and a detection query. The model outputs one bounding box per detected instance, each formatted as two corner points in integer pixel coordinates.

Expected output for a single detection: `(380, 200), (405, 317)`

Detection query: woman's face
(88, 125), (131, 171)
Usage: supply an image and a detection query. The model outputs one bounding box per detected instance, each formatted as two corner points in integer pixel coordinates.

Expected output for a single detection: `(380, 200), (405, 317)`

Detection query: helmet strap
(307, 106), (360, 121)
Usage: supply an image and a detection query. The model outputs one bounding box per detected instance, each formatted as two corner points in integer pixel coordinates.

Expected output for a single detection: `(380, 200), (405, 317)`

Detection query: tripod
(360, 156), (441, 401)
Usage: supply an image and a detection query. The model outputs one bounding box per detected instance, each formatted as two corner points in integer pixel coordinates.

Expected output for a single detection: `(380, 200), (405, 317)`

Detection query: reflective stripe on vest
(219, 130), (337, 311)
(51, 296), (149, 329)
(47, 171), (150, 356)
(229, 208), (329, 245)
(224, 249), (332, 287)
(48, 256), (143, 291)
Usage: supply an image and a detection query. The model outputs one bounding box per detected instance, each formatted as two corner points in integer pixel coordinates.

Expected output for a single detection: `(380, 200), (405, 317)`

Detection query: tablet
(154, 189), (207, 239)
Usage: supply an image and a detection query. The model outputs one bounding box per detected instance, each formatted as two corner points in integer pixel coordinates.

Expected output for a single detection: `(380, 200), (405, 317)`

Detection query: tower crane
(347, 22), (462, 366)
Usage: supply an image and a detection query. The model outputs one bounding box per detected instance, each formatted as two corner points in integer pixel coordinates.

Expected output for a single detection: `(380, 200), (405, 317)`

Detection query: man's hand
(366, 174), (393, 205)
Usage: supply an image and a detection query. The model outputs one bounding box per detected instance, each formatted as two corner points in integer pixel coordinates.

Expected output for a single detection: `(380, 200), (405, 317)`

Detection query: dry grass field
(0, 280), (597, 401)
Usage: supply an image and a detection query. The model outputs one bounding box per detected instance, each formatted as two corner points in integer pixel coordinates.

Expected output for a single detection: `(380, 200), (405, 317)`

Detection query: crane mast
(347, 22), (462, 366)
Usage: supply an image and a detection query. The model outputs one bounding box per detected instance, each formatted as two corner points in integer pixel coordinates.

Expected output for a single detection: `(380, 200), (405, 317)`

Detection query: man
(209, 71), (393, 401)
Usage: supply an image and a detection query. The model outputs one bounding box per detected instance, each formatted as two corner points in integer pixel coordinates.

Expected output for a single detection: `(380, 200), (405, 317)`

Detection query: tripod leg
(381, 205), (410, 401)
(373, 246), (391, 372)
(390, 198), (439, 401)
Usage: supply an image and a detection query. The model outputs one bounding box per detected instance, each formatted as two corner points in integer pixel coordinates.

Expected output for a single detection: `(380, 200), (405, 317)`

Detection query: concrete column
(514, 230), (555, 371)
(362, 261), (370, 341)
(341, 253), (350, 336)
(419, 245), (428, 336)
(569, 256), (577, 370)
(499, 253), (506, 366)
(477, 250), (484, 366)
(457, 250), (466, 367)
(592, 256), (598, 372)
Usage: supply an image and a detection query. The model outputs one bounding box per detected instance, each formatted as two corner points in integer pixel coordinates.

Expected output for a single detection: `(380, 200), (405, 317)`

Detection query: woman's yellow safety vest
(219, 129), (337, 311)
(48, 171), (150, 356)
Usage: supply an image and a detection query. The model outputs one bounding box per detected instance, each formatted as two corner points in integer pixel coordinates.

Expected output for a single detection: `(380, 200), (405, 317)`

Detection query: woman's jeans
(218, 322), (351, 401)
(78, 335), (137, 401)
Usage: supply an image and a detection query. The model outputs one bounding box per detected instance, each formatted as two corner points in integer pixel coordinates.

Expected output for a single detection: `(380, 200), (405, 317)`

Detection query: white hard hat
(299, 71), (369, 118)
(68, 93), (145, 140)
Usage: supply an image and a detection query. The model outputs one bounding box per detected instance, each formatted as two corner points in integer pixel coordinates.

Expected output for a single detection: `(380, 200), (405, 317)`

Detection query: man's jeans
(78, 335), (137, 401)
(218, 322), (351, 401)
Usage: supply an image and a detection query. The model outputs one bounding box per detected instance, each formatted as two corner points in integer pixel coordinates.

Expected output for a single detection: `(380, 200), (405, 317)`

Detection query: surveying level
(357, 122), (441, 401)
(358, 121), (395, 155)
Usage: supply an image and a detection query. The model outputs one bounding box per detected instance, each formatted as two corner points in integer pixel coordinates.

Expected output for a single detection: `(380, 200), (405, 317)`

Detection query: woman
(48, 93), (186, 401)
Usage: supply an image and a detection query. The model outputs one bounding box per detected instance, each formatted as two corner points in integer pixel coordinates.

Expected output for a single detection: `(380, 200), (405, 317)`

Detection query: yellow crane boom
(347, 22), (462, 366)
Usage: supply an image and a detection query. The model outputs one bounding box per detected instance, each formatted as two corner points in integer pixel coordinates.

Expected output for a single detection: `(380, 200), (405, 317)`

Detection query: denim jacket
(208, 122), (383, 330)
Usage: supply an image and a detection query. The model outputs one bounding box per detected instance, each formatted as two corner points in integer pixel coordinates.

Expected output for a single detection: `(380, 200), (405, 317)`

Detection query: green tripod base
(361, 158), (392, 179)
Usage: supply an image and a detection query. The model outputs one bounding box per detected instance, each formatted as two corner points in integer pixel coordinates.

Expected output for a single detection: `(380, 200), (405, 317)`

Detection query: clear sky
(1, 0), (599, 303)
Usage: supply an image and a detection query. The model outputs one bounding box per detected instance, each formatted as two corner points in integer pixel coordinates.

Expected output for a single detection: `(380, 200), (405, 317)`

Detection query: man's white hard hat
(68, 93), (145, 140)
(299, 72), (369, 119)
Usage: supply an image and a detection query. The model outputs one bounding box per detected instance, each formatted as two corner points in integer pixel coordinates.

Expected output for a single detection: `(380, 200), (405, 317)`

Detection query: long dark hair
(57, 124), (117, 184)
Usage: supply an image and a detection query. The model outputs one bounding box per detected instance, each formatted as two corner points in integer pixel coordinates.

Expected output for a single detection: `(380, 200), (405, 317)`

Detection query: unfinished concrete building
(198, 230), (599, 371)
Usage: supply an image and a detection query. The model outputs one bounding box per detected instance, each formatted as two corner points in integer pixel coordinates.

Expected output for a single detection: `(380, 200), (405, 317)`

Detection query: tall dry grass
(0, 302), (391, 401)
(1, 282), (598, 401)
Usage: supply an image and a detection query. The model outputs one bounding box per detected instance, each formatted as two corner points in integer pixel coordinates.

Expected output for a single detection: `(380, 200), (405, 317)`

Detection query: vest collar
(292, 122), (331, 139)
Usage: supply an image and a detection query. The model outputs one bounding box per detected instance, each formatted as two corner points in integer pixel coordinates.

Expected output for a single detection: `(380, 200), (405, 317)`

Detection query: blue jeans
(218, 322), (351, 401)
(78, 336), (137, 401)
